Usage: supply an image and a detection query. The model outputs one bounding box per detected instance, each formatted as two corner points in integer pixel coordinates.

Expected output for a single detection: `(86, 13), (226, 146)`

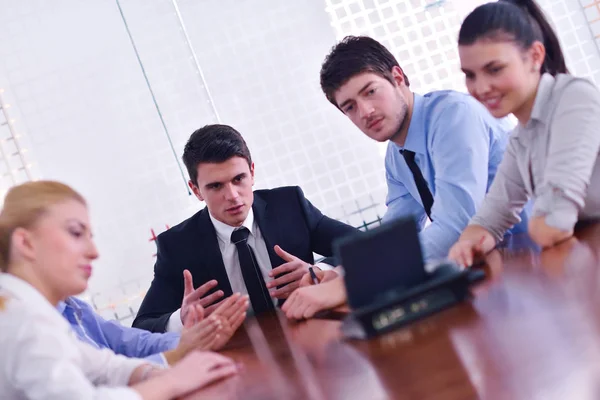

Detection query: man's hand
(209, 293), (249, 350)
(267, 245), (311, 299)
(282, 277), (347, 320)
(299, 268), (340, 287)
(181, 270), (225, 324)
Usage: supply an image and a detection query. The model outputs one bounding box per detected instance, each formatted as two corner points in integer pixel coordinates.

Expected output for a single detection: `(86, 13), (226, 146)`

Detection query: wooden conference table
(185, 222), (600, 400)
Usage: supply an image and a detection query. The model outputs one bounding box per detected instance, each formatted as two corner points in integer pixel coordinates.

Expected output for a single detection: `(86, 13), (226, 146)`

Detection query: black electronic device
(333, 217), (485, 339)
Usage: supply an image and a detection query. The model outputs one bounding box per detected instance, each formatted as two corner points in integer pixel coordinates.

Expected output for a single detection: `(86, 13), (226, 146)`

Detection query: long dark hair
(458, 0), (567, 76)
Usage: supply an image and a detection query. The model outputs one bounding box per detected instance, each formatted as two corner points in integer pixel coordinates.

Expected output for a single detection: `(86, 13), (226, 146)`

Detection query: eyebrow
(338, 81), (375, 110)
(461, 61), (499, 73)
(66, 219), (88, 232)
(204, 181), (222, 188)
(204, 173), (247, 188)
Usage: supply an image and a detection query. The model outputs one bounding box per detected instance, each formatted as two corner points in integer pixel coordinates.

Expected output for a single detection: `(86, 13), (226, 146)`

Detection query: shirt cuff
(532, 186), (579, 231)
(166, 309), (184, 333)
(108, 354), (148, 386)
(314, 262), (334, 271)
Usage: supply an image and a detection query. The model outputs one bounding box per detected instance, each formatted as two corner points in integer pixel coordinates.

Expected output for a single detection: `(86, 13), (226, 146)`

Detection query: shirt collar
(0, 273), (60, 316)
(209, 208), (255, 244)
(57, 297), (83, 317)
(528, 73), (555, 126)
(393, 93), (427, 155)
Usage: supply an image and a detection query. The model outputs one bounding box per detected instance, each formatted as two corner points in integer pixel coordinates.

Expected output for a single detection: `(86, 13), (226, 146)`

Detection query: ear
(11, 227), (36, 262)
(390, 66), (407, 87)
(249, 162), (255, 186)
(188, 180), (204, 202)
(529, 41), (546, 72)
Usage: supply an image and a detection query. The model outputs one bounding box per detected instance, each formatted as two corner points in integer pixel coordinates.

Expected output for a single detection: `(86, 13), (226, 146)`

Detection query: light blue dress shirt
(59, 297), (180, 366)
(383, 91), (529, 261)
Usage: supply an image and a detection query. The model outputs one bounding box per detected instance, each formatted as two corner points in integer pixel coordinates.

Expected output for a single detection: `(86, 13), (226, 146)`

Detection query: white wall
(0, 0), (388, 321)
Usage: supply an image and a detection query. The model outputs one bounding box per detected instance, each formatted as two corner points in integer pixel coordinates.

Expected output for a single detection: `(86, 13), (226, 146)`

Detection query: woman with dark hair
(449, 0), (600, 266)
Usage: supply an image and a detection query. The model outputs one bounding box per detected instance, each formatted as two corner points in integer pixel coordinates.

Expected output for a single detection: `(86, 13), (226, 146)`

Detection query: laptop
(333, 216), (429, 311)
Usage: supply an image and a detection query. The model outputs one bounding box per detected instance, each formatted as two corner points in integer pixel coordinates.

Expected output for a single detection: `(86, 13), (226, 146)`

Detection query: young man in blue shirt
(320, 35), (528, 261)
(282, 35), (529, 320)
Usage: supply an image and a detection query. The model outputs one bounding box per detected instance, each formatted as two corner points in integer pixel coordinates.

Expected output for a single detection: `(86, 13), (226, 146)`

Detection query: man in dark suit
(133, 124), (358, 333)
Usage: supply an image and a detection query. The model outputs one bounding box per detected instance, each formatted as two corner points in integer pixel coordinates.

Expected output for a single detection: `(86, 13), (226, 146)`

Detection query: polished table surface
(185, 223), (600, 400)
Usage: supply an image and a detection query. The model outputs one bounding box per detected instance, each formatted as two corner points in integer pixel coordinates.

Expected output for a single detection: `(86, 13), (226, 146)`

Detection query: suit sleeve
(294, 186), (360, 261)
(132, 236), (184, 333)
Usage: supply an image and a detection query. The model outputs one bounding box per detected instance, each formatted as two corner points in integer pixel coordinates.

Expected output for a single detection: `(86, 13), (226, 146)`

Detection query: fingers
(270, 281), (299, 299)
(267, 267), (304, 289)
(211, 294), (241, 319)
(198, 289), (225, 308)
(281, 291), (300, 317)
(219, 295), (249, 321)
(204, 298), (225, 316)
(183, 270), (194, 297)
(202, 363), (239, 385)
(200, 351), (236, 369)
(299, 272), (314, 288)
(185, 280), (219, 303)
(451, 236), (488, 268)
(269, 261), (303, 279)
(189, 318), (221, 350)
(290, 297), (309, 320)
(191, 314), (221, 337)
(320, 270), (339, 283)
(200, 332), (220, 351)
(282, 286), (332, 320)
(303, 304), (320, 319)
(286, 294), (308, 320)
(457, 244), (474, 267)
(274, 245), (297, 262)
(228, 308), (247, 331)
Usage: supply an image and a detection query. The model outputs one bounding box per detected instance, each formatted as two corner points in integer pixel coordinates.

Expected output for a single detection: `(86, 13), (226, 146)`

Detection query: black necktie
(401, 150), (434, 221)
(231, 227), (275, 314)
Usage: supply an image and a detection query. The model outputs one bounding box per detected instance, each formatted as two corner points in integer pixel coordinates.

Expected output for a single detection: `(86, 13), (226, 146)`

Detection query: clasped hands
(170, 244), (315, 361)
(164, 270), (248, 364)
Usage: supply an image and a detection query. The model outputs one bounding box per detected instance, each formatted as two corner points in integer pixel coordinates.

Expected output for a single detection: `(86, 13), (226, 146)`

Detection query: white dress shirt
(167, 209), (275, 331)
(0, 273), (147, 400)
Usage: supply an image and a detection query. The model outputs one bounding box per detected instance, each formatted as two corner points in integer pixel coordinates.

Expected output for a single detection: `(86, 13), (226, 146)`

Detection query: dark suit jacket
(132, 186), (359, 333)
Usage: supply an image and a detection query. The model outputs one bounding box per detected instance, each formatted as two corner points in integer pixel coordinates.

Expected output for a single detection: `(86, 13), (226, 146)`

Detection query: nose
(472, 77), (492, 98)
(223, 183), (239, 201)
(87, 239), (99, 260)
(357, 99), (374, 120)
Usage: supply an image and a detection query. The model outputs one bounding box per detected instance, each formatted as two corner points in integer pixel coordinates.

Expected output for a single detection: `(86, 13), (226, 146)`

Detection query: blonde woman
(0, 181), (238, 399)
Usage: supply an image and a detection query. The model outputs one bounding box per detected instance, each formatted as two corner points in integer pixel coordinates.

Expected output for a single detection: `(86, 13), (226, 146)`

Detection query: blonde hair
(0, 181), (86, 272)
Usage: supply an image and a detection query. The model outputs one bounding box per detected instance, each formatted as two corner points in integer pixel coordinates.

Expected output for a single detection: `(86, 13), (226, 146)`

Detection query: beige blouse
(470, 73), (600, 240)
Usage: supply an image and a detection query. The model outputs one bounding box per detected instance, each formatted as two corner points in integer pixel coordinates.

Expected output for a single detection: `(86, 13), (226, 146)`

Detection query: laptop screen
(334, 217), (428, 310)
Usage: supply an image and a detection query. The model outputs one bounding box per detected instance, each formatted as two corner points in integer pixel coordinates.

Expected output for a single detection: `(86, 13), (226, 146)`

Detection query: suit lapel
(197, 209), (234, 296)
(252, 194), (283, 269)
